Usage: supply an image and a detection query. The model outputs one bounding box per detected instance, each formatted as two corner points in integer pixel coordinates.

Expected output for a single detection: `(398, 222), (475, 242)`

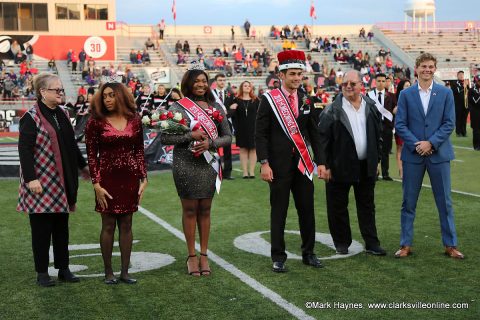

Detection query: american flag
(172, 0), (176, 20)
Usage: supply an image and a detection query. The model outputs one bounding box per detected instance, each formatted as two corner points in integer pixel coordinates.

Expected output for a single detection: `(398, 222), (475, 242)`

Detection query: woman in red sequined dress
(85, 82), (148, 285)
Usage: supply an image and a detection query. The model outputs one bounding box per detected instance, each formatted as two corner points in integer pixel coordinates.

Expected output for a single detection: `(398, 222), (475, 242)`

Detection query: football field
(0, 133), (479, 320)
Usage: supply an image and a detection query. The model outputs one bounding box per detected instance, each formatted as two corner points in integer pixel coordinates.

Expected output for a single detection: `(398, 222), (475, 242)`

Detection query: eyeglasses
(341, 81), (360, 88)
(46, 88), (65, 94)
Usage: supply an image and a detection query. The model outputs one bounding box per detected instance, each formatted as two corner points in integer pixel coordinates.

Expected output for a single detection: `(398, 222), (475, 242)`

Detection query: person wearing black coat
(468, 77), (480, 150)
(317, 70), (386, 256)
(256, 50), (323, 272)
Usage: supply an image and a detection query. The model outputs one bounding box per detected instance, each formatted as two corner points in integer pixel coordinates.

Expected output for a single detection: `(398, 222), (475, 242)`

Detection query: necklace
(241, 99), (251, 117)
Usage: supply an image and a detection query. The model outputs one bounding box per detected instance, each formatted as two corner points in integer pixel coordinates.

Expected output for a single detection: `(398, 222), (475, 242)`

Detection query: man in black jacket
(212, 73), (234, 179)
(450, 71), (469, 137)
(317, 70), (386, 256)
(256, 50), (323, 272)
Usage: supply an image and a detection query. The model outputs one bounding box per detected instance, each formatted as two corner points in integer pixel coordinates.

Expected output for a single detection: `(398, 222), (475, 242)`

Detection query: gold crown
(187, 60), (205, 71)
(101, 75), (123, 84)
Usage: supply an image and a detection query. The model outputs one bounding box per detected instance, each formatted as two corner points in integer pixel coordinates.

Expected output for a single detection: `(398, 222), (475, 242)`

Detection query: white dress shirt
(418, 81), (433, 115)
(342, 97), (367, 160)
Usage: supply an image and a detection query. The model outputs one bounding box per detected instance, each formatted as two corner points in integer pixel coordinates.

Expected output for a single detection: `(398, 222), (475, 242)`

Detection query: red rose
(159, 113), (167, 120)
(213, 110), (220, 119)
(217, 115), (224, 122)
(179, 118), (187, 125)
(167, 111), (174, 119)
(305, 99), (310, 104)
(151, 121), (158, 126)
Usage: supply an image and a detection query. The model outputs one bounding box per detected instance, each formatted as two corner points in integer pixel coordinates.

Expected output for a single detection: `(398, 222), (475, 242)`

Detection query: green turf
(0, 141), (479, 319)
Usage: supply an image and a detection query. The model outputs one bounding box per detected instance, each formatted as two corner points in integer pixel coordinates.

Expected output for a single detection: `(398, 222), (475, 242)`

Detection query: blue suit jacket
(395, 82), (455, 164)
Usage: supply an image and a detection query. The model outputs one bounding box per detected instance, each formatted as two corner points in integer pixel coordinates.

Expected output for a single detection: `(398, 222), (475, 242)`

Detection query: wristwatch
(260, 159), (269, 165)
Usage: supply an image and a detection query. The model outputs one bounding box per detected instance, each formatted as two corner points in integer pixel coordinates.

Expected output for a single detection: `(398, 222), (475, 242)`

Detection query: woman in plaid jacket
(18, 73), (89, 287)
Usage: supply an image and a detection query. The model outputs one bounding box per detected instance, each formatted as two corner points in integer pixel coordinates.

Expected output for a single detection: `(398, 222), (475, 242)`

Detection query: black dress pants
(455, 104), (468, 136)
(473, 128), (480, 150)
(269, 163), (316, 262)
(381, 128), (393, 177)
(326, 161), (380, 249)
(223, 144), (232, 178)
(29, 213), (69, 273)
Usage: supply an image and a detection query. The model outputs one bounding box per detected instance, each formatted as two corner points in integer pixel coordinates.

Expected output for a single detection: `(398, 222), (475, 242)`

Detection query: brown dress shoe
(394, 246), (411, 258)
(445, 246), (465, 259)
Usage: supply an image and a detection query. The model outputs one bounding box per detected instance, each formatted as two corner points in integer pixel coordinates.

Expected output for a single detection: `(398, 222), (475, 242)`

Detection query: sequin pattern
(85, 116), (147, 214)
(161, 102), (232, 199)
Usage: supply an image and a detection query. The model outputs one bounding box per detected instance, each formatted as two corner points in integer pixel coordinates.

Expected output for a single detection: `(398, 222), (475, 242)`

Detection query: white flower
(160, 121), (169, 129)
(141, 116), (151, 125)
(173, 112), (182, 121)
(151, 112), (160, 121)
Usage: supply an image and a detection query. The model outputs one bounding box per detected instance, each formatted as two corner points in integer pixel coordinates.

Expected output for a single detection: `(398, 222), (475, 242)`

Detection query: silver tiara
(187, 60), (205, 71)
(101, 75), (123, 84)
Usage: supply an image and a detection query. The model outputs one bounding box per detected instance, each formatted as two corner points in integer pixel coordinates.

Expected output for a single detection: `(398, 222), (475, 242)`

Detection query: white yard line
(138, 206), (315, 320)
(392, 179), (480, 198)
(453, 145), (474, 151)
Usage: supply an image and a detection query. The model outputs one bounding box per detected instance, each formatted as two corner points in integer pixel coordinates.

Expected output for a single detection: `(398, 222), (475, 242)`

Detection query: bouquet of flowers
(141, 110), (189, 134)
(189, 106), (224, 158)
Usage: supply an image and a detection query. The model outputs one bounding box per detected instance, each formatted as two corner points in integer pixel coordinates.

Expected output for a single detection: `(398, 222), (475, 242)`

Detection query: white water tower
(404, 0), (436, 33)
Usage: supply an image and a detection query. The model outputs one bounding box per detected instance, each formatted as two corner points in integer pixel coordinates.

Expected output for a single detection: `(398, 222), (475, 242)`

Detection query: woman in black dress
(230, 81), (259, 178)
(160, 66), (231, 276)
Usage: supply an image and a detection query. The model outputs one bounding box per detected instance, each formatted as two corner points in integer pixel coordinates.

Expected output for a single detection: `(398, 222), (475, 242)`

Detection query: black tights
(100, 213), (133, 279)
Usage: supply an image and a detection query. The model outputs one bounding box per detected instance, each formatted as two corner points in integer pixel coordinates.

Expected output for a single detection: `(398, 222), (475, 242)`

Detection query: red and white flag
(310, 0), (317, 20)
(172, 0), (176, 20)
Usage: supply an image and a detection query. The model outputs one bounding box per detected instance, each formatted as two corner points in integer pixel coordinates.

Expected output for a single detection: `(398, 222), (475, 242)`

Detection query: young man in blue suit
(394, 53), (464, 259)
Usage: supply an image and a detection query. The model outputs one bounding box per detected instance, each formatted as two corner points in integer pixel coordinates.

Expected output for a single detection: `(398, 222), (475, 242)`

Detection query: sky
(116, 0), (480, 26)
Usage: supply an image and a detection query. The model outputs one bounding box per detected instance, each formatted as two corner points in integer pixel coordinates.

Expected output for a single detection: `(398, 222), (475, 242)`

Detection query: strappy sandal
(186, 254), (200, 277)
(104, 277), (118, 285)
(199, 253), (211, 276)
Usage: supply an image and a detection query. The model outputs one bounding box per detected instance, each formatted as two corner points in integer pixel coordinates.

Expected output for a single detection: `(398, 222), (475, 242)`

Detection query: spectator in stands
(175, 40), (182, 53)
(231, 25), (235, 40)
(244, 19), (251, 37)
(385, 56), (393, 73)
(3, 77), (14, 100)
(225, 62), (233, 77)
(177, 50), (186, 64)
(136, 51), (143, 64)
(359, 27), (366, 39)
(10, 40), (21, 63)
(196, 45), (204, 58)
(66, 49), (72, 67)
(129, 49), (137, 64)
(183, 41), (190, 55)
(221, 44), (229, 57)
(342, 37), (350, 49)
(78, 49), (87, 72)
(158, 19), (166, 40)
(367, 31), (374, 41)
(78, 85), (87, 97)
(142, 50), (151, 65)
(145, 38), (155, 50)
(250, 27), (256, 40)
(25, 42), (34, 61)
(71, 51), (79, 72)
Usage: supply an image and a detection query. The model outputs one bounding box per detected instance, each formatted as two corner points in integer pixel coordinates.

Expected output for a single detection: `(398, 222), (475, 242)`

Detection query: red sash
(177, 97), (218, 140)
(265, 89), (315, 180)
(177, 97), (223, 192)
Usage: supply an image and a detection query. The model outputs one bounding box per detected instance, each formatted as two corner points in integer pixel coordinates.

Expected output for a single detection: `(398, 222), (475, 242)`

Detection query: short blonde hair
(33, 73), (61, 99)
(415, 53), (437, 68)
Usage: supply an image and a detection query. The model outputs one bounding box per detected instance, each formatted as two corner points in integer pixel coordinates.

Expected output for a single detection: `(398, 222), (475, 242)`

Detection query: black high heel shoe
(199, 253), (211, 276)
(186, 254), (200, 276)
